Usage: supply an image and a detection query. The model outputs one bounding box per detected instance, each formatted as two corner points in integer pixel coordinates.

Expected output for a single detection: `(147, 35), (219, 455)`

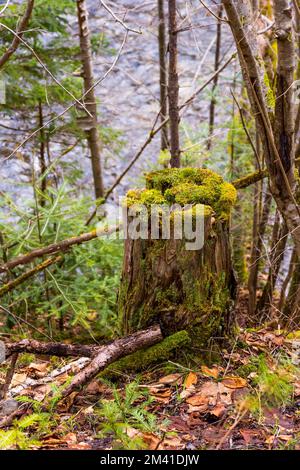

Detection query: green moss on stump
(102, 330), (191, 378)
(125, 168), (236, 220)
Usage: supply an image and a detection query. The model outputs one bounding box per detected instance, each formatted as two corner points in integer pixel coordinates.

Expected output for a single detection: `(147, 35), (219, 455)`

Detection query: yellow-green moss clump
(125, 168), (236, 220)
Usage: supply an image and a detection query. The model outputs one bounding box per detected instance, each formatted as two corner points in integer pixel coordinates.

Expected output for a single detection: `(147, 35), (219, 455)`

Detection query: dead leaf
(33, 384), (52, 402)
(222, 376), (247, 389)
(142, 433), (161, 450)
(185, 372), (197, 388)
(186, 395), (208, 406)
(187, 403), (208, 413)
(150, 387), (171, 403)
(167, 416), (190, 432)
(69, 442), (91, 450)
(201, 365), (219, 379)
(28, 362), (48, 374)
(195, 381), (232, 406)
(180, 386), (195, 400)
(11, 373), (27, 387)
(150, 388), (171, 398)
(64, 433), (77, 446)
(82, 406), (94, 415)
(160, 435), (184, 450)
(85, 380), (102, 395)
(158, 373), (182, 385)
(202, 426), (227, 444)
(240, 429), (263, 445)
(210, 403), (226, 418)
(126, 427), (140, 439)
(57, 391), (78, 412)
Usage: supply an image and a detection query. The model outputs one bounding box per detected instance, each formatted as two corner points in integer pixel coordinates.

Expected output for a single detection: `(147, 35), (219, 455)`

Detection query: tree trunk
(118, 169), (237, 350)
(278, 247), (296, 312)
(38, 100), (47, 207)
(223, 0), (300, 259)
(158, 0), (169, 152)
(207, 5), (223, 150)
(76, 0), (104, 199)
(168, 0), (180, 168)
(256, 213), (288, 318)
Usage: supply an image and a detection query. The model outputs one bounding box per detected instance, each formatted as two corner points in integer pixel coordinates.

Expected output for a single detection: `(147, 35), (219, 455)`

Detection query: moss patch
(102, 330), (191, 378)
(125, 168), (236, 220)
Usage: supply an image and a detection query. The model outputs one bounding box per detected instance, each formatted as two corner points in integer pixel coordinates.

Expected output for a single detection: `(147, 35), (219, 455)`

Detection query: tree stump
(118, 168), (237, 351)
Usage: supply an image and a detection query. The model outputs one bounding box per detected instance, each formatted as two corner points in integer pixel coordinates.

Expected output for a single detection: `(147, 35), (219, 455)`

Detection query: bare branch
(0, 225), (120, 273)
(0, 18), (92, 117)
(99, 0), (142, 34)
(4, 32), (128, 161)
(0, 0), (34, 69)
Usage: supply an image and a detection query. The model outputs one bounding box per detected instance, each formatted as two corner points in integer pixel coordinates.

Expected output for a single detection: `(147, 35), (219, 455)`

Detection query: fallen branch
(4, 339), (97, 360)
(8, 358), (91, 398)
(1, 326), (163, 399)
(0, 256), (61, 297)
(0, 225), (119, 273)
(60, 325), (163, 398)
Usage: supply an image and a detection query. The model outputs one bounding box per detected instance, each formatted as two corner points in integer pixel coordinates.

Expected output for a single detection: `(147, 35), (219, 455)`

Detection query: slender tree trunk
(248, 131), (262, 314)
(38, 100), (47, 207)
(76, 0), (104, 199)
(248, 189), (272, 312)
(283, 260), (300, 327)
(223, 0), (300, 260)
(278, 246), (296, 312)
(207, 5), (223, 150)
(248, 184), (260, 314)
(158, 0), (169, 152)
(256, 212), (288, 317)
(168, 0), (180, 168)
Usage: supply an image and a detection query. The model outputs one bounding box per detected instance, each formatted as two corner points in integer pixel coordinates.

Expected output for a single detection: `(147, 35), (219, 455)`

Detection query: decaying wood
(4, 339), (97, 360)
(1, 326), (163, 399)
(60, 325), (163, 398)
(119, 209), (237, 347)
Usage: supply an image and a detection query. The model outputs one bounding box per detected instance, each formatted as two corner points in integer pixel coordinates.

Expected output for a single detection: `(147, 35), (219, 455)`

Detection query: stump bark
(118, 168), (237, 351)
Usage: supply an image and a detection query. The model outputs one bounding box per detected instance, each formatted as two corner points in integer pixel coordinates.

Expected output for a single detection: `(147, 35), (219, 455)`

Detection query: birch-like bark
(76, 0), (104, 199)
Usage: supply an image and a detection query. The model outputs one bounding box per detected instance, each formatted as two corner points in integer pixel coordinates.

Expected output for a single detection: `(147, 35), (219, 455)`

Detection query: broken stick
(61, 325), (163, 398)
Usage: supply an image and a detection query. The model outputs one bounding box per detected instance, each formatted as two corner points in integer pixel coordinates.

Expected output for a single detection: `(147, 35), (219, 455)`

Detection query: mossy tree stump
(118, 168), (237, 351)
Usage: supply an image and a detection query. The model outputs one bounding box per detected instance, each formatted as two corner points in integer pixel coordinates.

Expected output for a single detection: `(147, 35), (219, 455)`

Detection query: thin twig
(0, 353), (18, 399)
(4, 32), (128, 161)
(99, 0), (142, 34)
(0, 19), (92, 117)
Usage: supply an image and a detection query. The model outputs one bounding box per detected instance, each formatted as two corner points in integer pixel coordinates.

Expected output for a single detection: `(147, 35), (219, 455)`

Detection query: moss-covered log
(118, 168), (237, 351)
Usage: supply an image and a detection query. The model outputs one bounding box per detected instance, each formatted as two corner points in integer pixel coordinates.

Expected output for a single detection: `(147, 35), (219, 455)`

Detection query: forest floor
(1, 290), (300, 451)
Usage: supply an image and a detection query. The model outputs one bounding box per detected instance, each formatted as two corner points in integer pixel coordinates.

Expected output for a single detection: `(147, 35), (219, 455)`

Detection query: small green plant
(96, 380), (163, 450)
(0, 413), (47, 449)
(241, 355), (294, 422)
